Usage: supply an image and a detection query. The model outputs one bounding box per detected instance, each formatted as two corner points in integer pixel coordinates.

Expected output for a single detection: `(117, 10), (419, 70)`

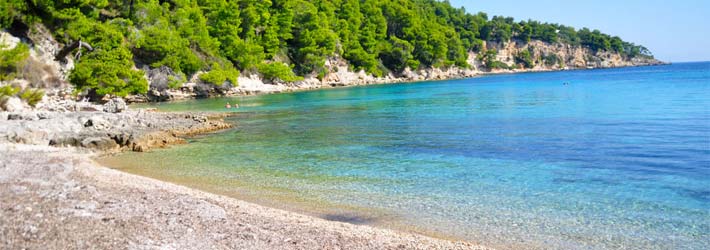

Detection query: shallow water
(102, 63), (710, 249)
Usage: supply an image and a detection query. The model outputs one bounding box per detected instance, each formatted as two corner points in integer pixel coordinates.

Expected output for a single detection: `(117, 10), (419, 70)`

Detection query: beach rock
(103, 98), (127, 113)
(36, 112), (52, 120)
(48, 136), (81, 147)
(7, 112), (39, 121)
(84, 116), (111, 130)
(11, 130), (49, 145)
(1, 97), (25, 112)
(80, 137), (118, 151)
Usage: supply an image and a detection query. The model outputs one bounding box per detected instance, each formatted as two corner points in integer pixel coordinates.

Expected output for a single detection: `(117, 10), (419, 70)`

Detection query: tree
(69, 47), (148, 98)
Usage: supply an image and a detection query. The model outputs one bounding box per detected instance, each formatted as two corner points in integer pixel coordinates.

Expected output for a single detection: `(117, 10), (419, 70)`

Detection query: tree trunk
(55, 40), (94, 62)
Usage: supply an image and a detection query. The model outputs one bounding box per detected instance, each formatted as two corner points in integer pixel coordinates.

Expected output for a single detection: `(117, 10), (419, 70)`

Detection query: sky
(448, 0), (710, 62)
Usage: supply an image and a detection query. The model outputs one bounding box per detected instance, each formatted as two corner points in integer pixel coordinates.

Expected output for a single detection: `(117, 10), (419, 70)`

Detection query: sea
(100, 62), (710, 250)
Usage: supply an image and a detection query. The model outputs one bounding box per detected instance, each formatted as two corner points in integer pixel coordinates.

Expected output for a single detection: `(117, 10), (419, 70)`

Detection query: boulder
(1, 97), (25, 112)
(84, 116), (111, 130)
(11, 130), (49, 145)
(103, 98), (127, 113)
(7, 112), (39, 121)
(80, 137), (118, 151)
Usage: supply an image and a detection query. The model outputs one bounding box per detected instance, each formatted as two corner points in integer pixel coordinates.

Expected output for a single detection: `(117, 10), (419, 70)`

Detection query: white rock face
(0, 31), (20, 49)
(103, 98), (127, 113)
(1, 97), (25, 112)
(235, 74), (290, 94)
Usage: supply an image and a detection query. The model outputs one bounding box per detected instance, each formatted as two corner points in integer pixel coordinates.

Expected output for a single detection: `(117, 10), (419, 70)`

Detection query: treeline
(0, 0), (652, 97)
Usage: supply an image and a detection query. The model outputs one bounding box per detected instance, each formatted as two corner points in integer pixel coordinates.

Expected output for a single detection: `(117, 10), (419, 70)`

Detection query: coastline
(0, 109), (491, 249)
(135, 59), (665, 102)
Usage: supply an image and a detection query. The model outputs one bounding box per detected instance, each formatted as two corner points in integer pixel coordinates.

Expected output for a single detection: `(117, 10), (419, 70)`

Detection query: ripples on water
(104, 63), (710, 250)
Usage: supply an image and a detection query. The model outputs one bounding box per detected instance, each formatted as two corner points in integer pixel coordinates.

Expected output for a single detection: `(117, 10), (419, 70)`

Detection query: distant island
(1, 0), (661, 104)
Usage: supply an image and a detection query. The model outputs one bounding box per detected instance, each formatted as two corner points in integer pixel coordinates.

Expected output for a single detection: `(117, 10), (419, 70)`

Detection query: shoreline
(0, 109), (492, 249)
(0, 143), (488, 249)
(97, 151), (472, 244)
(135, 62), (666, 102)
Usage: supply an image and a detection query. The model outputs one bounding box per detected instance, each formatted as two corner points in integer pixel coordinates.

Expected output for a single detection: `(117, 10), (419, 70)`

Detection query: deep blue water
(105, 62), (710, 249)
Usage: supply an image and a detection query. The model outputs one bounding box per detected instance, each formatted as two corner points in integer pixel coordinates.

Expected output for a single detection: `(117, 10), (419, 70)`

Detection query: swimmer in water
(225, 102), (232, 109)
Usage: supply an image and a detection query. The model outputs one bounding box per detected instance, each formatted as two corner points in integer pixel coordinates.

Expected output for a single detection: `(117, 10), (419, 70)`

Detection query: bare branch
(55, 40), (94, 62)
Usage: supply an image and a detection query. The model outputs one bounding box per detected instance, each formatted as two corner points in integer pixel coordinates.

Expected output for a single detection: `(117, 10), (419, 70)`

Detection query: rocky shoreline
(134, 58), (664, 102)
(131, 40), (664, 102)
(0, 108), (232, 153)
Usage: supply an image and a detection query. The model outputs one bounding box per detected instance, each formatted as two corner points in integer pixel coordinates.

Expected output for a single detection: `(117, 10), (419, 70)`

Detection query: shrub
(0, 43), (29, 80)
(478, 49), (510, 69)
(199, 63), (240, 86)
(257, 63), (303, 82)
(19, 88), (43, 107)
(167, 74), (186, 89)
(0, 85), (21, 98)
(514, 49), (534, 68)
(69, 47), (148, 97)
(542, 53), (560, 67)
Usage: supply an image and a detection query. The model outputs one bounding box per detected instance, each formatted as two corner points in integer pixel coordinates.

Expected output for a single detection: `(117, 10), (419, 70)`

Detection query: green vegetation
(515, 48), (534, 68)
(0, 85), (21, 98)
(258, 63), (303, 82)
(542, 53), (561, 67)
(0, 43), (30, 80)
(0, 84), (43, 107)
(69, 47), (148, 97)
(199, 62), (240, 86)
(19, 88), (44, 107)
(478, 49), (509, 70)
(1, 0), (653, 96)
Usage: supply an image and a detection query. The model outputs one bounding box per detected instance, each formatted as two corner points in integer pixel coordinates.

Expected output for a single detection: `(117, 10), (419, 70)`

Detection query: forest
(1, 0), (653, 97)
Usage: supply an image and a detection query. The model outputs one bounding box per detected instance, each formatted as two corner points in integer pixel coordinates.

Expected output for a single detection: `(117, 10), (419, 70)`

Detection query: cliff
(1, 25), (662, 107)
(133, 39), (661, 102)
(1, 0), (666, 107)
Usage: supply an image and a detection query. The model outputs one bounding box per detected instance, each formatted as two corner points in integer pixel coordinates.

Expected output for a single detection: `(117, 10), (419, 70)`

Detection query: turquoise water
(104, 63), (709, 249)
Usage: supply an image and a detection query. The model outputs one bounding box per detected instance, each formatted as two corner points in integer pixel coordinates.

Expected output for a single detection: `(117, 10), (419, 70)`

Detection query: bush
(257, 63), (303, 82)
(167, 74), (186, 89)
(0, 85), (21, 98)
(199, 63), (240, 86)
(69, 47), (148, 97)
(515, 49), (534, 68)
(478, 49), (510, 69)
(19, 88), (43, 107)
(542, 53), (560, 67)
(0, 43), (29, 80)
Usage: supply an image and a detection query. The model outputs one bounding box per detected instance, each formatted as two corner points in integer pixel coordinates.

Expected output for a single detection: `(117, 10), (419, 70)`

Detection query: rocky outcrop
(102, 98), (127, 113)
(0, 109), (233, 153)
(130, 40), (662, 102)
(1, 26), (69, 89)
(0, 97), (25, 112)
(482, 40), (662, 71)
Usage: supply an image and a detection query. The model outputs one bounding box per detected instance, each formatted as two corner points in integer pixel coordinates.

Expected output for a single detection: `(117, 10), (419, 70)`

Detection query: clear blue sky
(449, 0), (710, 62)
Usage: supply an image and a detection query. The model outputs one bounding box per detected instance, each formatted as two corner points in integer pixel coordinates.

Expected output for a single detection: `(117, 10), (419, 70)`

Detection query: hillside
(1, 0), (661, 103)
